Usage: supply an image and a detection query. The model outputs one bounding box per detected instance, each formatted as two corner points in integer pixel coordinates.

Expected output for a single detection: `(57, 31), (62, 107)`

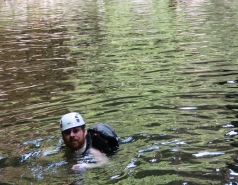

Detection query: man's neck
(75, 140), (87, 154)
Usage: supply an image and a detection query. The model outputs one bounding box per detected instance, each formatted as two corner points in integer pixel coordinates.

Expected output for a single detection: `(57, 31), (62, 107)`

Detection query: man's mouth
(70, 140), (77, 143)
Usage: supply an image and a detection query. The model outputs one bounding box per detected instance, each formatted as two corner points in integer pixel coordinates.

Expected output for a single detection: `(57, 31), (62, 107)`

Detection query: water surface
(1, 0), (238, 184)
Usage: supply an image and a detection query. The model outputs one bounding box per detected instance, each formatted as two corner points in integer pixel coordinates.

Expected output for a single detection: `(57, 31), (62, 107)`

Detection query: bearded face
(62, 126), (86, 150)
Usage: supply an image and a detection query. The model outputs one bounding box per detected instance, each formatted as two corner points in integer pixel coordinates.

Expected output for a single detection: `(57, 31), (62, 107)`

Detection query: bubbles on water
(48, 136), (55, 140)
(127, 170), (133, 175)
(23, 138), (63, 157)
(192, 151), (225, 158)
(138, 145), (159, 153)
(229, 169), (238, 176)
(149, 158), (157, 163)
(22, 138), (44, 148)
(121, 137), (135, 143)
(110, 174), (120, 180)
(35, 141), (41, 148)
(227, 80), (237, 84)
(28, 160), (68, 180)
(225, 130), (238, 136)
(21, 151), (41, 163)
(124, 158), (137, 170)
(29, 164), (44, 180)
(140, 133), (151, 138)
(223, 124), (235, 128)
(178, 106), (197, 110)
(176, 141), (187, 145)
(45, 160), (68, 171)
(170, 149), (179, 152)
(42, 147), (60, 157)
(154, 139), (187, 146)
(173, 157), (181, 161)
(226, 182), (238, 185)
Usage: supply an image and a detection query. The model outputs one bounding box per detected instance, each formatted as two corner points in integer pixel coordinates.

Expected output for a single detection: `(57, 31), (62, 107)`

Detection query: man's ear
(61, 133), (66, 143)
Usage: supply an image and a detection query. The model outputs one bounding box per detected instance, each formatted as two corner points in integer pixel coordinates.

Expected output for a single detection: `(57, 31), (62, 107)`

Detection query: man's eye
(73, 128), (81, 133)
(63, 130), (71, 135)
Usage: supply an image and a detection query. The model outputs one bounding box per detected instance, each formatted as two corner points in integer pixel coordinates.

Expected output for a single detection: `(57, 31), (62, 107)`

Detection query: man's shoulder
(88, 147), (102, 154)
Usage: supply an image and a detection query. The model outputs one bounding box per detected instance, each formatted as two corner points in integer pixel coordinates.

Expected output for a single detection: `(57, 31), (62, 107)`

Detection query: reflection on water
(1, 0), (238, 184)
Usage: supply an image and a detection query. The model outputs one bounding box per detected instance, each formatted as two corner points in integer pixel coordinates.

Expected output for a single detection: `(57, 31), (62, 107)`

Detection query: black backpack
(87, 124), (120, 154)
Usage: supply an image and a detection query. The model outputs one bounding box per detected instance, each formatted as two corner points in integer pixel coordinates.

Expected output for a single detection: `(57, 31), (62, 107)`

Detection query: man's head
(60, 112), (86, 150)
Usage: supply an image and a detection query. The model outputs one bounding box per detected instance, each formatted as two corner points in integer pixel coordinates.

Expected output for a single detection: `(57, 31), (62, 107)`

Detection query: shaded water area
(1, 0), (238, 184)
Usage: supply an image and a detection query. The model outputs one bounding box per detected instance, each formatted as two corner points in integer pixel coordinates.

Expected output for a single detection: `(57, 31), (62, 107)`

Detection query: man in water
(60, 112), (108, 170)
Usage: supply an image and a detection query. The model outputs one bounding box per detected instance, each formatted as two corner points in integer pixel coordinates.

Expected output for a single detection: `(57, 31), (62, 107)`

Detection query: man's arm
(72, 148), (108, 170)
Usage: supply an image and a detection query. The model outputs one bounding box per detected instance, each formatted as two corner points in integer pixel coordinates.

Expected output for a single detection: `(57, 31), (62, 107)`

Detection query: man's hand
(72, 147), (109, 171)
(72, 162), (87, 171)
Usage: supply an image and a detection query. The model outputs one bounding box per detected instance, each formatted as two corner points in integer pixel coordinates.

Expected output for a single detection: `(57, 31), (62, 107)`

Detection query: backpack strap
(81, 134), (92, 156)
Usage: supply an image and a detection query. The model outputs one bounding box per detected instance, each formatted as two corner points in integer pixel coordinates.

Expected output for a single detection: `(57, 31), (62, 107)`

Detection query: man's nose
(69, 129), (75, 137)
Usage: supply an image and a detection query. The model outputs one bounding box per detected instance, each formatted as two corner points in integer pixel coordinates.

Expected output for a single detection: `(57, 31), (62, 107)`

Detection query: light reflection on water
(1, 0), (238, 184)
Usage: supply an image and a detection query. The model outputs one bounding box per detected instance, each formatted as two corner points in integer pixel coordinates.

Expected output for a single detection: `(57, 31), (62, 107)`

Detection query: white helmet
(60, 112), (85, 131)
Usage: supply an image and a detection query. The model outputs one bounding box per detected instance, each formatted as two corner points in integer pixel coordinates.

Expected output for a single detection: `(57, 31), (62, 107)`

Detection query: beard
(66, 137), (85, 150)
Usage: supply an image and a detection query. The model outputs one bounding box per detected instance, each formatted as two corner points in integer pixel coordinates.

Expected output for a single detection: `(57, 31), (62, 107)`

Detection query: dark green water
(1, 0), (238, 184)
